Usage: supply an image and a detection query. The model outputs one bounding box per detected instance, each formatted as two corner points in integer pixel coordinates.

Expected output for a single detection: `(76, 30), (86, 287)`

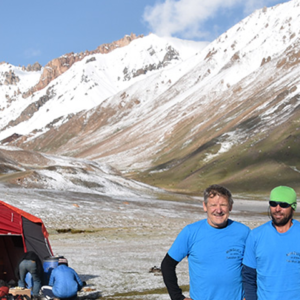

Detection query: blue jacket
(49, 264), (83, 298)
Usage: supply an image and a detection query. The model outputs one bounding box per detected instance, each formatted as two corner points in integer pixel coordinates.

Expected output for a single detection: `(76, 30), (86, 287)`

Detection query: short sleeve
(243, 231), (257, 269)
(168, 226), (190, 262)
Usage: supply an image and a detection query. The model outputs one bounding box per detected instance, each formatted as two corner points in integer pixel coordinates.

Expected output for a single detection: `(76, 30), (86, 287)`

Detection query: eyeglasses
(269, 201), (294, 208)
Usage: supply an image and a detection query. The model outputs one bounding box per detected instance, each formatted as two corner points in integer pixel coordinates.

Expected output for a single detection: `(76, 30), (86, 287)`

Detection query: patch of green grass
(132, 112), (300, 196)
(101, 285), (189, 299)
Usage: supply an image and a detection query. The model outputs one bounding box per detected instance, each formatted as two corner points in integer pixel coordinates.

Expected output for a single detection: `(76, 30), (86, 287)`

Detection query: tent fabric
(22, 217), (52, 260)
(0, 200), (53, 282)
(0, 204), (23, 235)
(0, 201), (49, 237)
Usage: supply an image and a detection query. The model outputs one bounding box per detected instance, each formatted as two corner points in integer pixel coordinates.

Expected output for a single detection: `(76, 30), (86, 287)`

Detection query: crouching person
(41, 258), (84, 300)
(17, 251), (43, 299)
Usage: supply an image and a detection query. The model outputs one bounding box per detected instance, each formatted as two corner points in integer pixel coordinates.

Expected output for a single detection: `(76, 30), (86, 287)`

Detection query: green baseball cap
(270, 186), (297, 210)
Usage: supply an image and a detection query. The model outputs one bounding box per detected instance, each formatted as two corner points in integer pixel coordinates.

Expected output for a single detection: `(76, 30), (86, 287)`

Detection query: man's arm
(73, 269), (84, 290)
(161, 253), (187, 300)
(242, 264), (257, 300)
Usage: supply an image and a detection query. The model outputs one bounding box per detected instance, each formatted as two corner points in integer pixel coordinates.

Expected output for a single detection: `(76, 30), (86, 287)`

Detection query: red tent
(0, 200), (53, 282)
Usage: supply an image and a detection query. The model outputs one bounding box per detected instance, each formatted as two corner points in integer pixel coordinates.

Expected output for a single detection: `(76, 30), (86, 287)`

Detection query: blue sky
(0, 0), (289, 67)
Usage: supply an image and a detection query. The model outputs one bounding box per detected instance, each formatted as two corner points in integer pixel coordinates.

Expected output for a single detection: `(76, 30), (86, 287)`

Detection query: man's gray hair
(203, 184), (233, 206)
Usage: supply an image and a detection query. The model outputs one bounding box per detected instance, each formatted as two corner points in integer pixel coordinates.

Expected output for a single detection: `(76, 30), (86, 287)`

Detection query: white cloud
(143, 0), (287, 40)
(143, 0), (243, 39)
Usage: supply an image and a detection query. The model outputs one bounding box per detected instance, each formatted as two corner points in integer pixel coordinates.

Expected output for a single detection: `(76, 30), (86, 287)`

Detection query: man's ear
(203, 201), (207, 212)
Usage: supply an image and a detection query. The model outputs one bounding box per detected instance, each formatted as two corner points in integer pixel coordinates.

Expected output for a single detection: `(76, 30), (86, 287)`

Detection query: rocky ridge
(23, 33), (143, 98)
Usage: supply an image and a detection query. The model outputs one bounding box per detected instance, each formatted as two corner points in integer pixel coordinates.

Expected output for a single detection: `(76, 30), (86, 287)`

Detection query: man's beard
(271, 209), (293, 226)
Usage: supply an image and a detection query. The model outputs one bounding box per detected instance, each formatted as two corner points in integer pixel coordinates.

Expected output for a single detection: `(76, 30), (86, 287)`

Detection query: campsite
(0, 201), (53, 285)
(1, 0), (300, 298)
(0, 183), (271, 299)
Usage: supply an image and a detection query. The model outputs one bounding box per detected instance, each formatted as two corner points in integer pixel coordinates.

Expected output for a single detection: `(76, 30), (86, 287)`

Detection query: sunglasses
(269, 201), (294, 208)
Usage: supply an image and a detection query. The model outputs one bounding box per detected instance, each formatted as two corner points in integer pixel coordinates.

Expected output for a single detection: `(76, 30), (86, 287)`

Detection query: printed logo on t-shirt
(286, 251), (300, 264)
(226, 248), (242, 259)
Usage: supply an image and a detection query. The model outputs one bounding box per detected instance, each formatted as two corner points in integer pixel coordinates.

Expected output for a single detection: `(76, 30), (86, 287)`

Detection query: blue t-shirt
(168, 219), (250, 300)
(243, 220), (300, 300)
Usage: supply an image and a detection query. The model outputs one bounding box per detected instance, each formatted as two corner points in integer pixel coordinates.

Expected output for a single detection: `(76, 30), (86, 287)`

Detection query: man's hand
(184, 298), (192, 300)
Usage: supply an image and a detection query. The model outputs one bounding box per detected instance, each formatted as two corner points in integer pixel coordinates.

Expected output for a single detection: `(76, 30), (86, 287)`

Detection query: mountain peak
(23, 33), (144, 98)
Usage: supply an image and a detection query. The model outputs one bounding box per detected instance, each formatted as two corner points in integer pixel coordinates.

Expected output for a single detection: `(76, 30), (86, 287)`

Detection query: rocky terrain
(0, 176), (270, 299)
(0, 145), (295, 299)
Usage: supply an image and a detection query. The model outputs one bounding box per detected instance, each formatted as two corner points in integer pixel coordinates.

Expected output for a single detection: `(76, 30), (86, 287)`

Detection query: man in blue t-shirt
(41, 257), (84, 300)
(161, 184), (250, 300)
(242, 185), (300, 300)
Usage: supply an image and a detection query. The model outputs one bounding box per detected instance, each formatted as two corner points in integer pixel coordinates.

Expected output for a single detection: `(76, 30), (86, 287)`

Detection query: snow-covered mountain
(0, 34), (205, 138)
(1, 0), (300, 195)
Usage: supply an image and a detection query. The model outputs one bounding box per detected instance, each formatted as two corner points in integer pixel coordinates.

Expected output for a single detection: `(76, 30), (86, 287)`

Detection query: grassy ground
(100, 285), (189, 299)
